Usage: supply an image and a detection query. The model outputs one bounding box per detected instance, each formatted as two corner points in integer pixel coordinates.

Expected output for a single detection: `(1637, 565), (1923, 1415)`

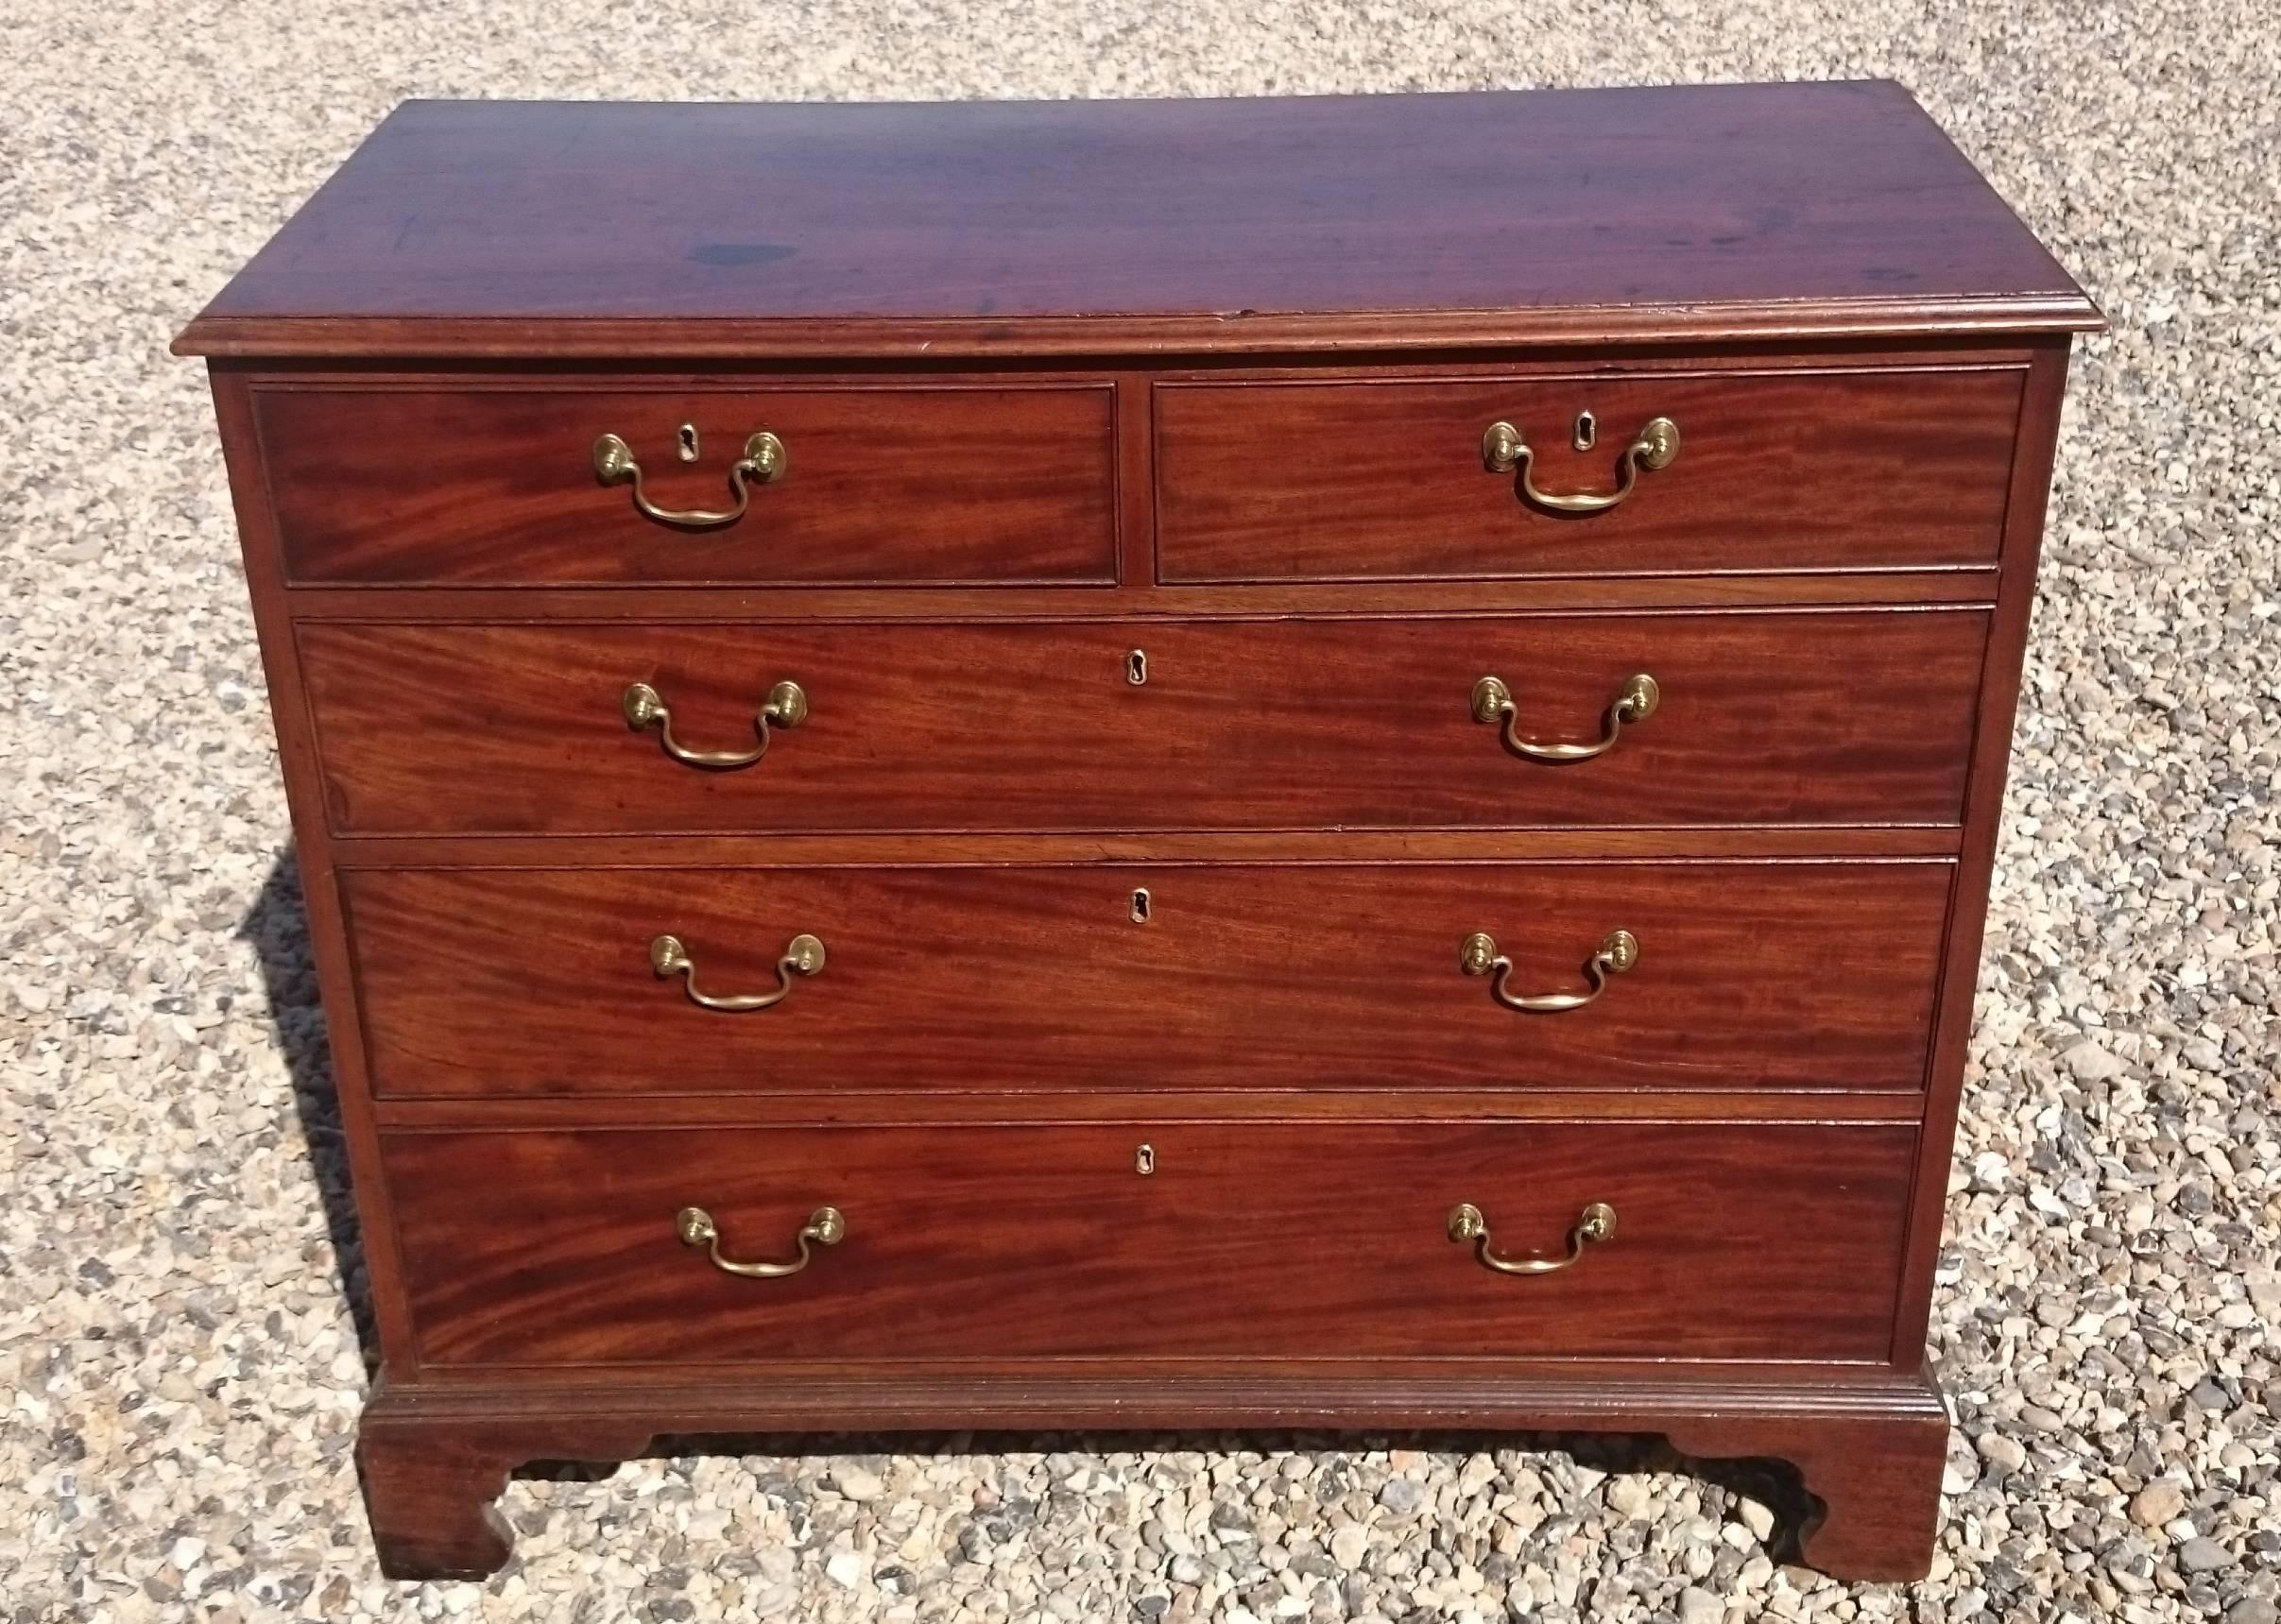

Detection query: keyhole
(1126, 649), (1148, 686)
(1130, 888), (1151, 924)
(1135, 1144), (1156, 1176)
(1572, 411), (1597, 453)
(677, 424), (700, 462)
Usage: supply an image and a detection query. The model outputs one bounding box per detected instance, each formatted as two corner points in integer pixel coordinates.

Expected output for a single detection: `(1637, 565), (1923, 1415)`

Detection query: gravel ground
(4, 2), (2277, 1621)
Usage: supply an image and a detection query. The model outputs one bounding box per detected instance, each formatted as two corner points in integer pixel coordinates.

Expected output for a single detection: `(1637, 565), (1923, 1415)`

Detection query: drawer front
(1155, 368), (2023, 580)
(386, 1120), (1915, 1366)
(345, 861), (1950, 1098)
(300, 610), (1986, 834)
(253, 383), (1118, 585)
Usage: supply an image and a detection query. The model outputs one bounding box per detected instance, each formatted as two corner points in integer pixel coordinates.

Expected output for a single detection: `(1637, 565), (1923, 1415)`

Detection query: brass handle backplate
(593, 430), (785, 528)
(623, 678), (807, 769)
(1461, 929), (1638, 1013)
(1448, 1202), (1616, 1274)
(1472, 673), (1657, 761)
(677, 1205), (845, 1277)
(1482, 416), (1678, 513)
(651, 932), (826, 1011)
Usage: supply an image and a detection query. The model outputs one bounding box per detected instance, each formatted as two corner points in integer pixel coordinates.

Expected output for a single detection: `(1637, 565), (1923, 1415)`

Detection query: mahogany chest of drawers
(175, 84), (2101, 1582)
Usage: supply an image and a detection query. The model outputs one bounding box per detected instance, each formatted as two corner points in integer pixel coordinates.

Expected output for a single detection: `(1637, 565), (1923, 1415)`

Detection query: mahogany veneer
(178, 85), (2100, 1584)
(299, 610), (1989, 834)
(1155, 367), (2024, 580)
(343, 861), (1951, 1097)
(386, 1121), (1917, 1365)
(256, 382), (1118, 585)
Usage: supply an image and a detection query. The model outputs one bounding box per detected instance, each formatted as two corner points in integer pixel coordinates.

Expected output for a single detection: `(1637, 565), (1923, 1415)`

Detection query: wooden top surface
(174, 82), (2101, 359)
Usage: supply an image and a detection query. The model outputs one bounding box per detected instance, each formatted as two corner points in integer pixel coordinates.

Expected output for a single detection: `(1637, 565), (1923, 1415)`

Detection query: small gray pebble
(2179, 1538), (2232, 1574)
(1377, 1479), (1424, 1515)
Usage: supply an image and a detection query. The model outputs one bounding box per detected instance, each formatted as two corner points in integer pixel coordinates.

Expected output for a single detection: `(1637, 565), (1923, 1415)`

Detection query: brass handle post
(623, 678), (807, 769)
(1471, 673), (1657, 761)
(1482, 416), (1678, 514)
(593, 430), (785, 528)
(1447, 1202), (1616, 1274)
(677, 1205), (844, 1277)
(1460, 929), (1638, 1013)
(651, 932), (826, 1011)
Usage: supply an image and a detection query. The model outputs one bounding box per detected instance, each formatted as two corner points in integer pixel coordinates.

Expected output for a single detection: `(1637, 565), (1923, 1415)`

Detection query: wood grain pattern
(1157, 368), (2022, 579)
(341, 861), (1952, 1097)
(178, 301), (2106, 361)
(253, 382), (1117, 586)
(331, 828), (1966, 869)
(297, 610), (1987, 835)
(381, 1120), (1916, 1366)
(368, 1088), (1930, 1131)
(281, 567), (2003, 622)
(173, 86), (2100, 358)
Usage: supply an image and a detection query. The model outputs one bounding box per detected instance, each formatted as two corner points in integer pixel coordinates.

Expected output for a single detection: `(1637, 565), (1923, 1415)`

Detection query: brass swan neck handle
(623, 679), (807, 769)
(593, 430), (785, 528)
(1482, 416), (1678, 514)
(677, 1205), (845, 1277)
(1460, 929), (1638, 1013)
(1472, 673), (1657, 762)
(1447, 1202), (1616, 1274)
(650, 932), (826, 1011)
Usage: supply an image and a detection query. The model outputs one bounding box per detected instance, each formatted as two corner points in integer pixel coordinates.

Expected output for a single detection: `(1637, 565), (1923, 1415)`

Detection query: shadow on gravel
(524, 1431), (1820, 1568)
(242, 846), (380, 1376)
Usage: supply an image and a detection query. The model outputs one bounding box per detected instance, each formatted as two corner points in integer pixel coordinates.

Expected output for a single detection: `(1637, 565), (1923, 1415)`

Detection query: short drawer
(299, 608), (1987, 834)
(251, 381), (1118, 585)
(343, 860), (1951, 1098)
(385, 1120), (1915, 1366)
(1154, 367), (2023, 580)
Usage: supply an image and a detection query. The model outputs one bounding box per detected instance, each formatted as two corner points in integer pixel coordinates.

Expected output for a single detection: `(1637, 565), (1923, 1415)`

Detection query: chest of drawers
(176, 84), (2100, 1583)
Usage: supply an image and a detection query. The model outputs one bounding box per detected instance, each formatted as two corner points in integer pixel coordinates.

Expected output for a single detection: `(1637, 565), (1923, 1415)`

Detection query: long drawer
(1154, 367), (2023, 580)
(299, 610), (1987, 834)
(342, 860), (1951, 1098)
(385, 1120), (1916, 1366)
(251, 381), (1120, 585)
